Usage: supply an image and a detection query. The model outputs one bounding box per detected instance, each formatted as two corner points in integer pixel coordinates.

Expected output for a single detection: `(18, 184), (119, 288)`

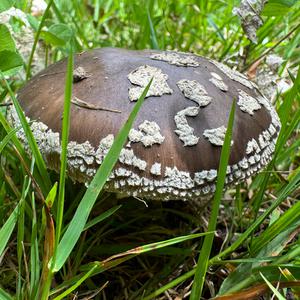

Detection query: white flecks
(233, 169), (242, 179)
(6, 100), (281, 201)
(238, 157), (249, 169)
(115, 168), (132, 177)
(210, 59), (254, 89)
(203, 125), (228, 146)
(263, 130), (271, 143)
(127, 65), (173, 101)
(268, 124), (276, 136)
(177, 79), (212, 107)
(174, 106), (200, 146)
(202, 185), (211, 195)
(209, 72), (228, 92)
(246, 138), (260, 154)
(174, 79), (212, 147)
(150, 163), (161, 176)
(194, 171), (207, 185)
(232, 164), (239, 171)
(108, 142), (273, 198)
(128, 120), (165, 147)
(237, 89), (261, 115)
(206, 169), (217, 182)
(128, 129), (143, 143)
(254, 153), (261, 162)
(211, 72), (222, 81)
(86, 168), (96, 178)
(68, 141), (95, 165)
(164, 167), (194, 189)
(226, 166), (232, 174)
(248, 156), (256, 165)
(30, 120), (47, 131)
(150, 51), (200, 67)
(119, 149), (147, 171)
(95, 134), (114, 164)
(258, 133), (269, 149)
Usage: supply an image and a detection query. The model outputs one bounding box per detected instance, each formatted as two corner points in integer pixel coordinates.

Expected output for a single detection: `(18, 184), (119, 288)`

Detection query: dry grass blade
(102, 232), (212, 263)
(214, 281), (300, 300)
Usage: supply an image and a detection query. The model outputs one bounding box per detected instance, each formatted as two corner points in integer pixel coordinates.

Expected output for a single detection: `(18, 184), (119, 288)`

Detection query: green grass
(190, 100), (236, 299)
(0, 0), (300, 299)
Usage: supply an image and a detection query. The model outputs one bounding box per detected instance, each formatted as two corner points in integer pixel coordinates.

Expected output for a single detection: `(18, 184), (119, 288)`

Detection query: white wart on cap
(8, 48), (281, 201)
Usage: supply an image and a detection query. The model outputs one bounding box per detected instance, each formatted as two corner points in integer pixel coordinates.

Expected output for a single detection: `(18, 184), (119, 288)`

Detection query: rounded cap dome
(8, 48), (281, 201)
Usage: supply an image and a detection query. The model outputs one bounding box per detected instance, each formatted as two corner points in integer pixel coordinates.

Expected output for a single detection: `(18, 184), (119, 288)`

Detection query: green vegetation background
(0, 0), (300, 299)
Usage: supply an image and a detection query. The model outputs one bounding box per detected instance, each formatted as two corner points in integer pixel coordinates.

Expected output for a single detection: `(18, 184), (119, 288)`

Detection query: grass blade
(37, 184), (57, 300)
(0, 202), (20, 257)
(52, 78), (153, 272)
(190, 100), (236, 299)
(0, 182), (5, 223)
(55, 40), (74, 247)
(0, 288), (13, 300)
(83, 204), (122, 231)
(51, 232), (208, 296)
(30, 193), (40, 299)
(260, 273), (286, 300)
(211, 68), (300, 261)
(215, 281), (300, 300)
(250, 168), (300, 253)
(0, 73), (52, 195)
(26, 0), (54, 79)
(0, 189), (27, 294)
(147, 6), (159, 49)
(16, 176), (29, 299)
(0, 125), (22, 154)
(143, 269), (195, 300)
(212, 161), (300, 264)
(102, 232), (213, 263)
(51, 256), (134, 297)
(52, 264), (98, 300)
(0, 112), (29, 162)
(218, 218), (300, 295)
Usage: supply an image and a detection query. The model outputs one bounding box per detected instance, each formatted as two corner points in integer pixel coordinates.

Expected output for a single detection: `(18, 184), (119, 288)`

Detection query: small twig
(133, 196), (149, 207)
(243, 23), (300, 72)
(71, 96), (121, 113)
(39, 71), (65, 78)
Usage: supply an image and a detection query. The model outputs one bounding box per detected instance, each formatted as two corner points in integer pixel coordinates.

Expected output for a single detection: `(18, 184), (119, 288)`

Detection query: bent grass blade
(52, 78), (153, 272)
(50, 232), (212, 298)
(190, 100), (236, 299)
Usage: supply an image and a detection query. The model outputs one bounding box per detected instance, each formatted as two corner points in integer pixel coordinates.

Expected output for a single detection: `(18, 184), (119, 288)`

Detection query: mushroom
(7, 48), (281, 201)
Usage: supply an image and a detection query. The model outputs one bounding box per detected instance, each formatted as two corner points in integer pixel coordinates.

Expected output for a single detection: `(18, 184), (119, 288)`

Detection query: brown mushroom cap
(8, 48), (281, 200)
